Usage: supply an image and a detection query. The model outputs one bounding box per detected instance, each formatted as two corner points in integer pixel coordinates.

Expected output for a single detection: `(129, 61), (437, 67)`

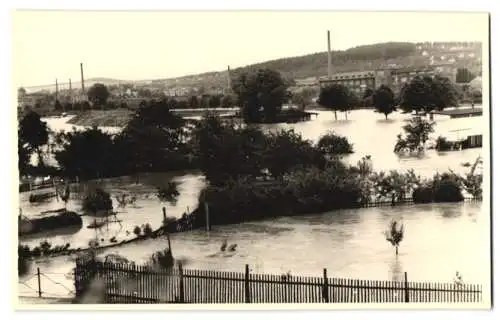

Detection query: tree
(18, 87), (27, 96)
(264, 129), (326, 178)
(55, 127), (117, 180)
(456, 68), (475, 83)
(117, 99), (187, 173)
(317, 83), (354, 120)
(232, 68), (288, 123)
(188, 95), (199, 109)
(290, 92), (307, 111)
(82, 188), (113, 216)
(18, 110), (49, 167)
(384, 220), (404, 255)
(372, 85), (397, 119)
(192, 114), (266, 185)
(316, 132), (354, 156)
(87, 83), (110, 106)
(394, 117), (435, 153)
(399, 75), (458, 116)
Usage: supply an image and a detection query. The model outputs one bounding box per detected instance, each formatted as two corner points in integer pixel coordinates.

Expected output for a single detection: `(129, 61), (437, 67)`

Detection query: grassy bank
(66, 109), (132, 127)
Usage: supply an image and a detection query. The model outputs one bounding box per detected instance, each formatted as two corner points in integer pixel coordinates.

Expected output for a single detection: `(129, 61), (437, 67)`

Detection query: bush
(82, 188), (113, 216)
(412, 187), (434, 203)
(435, 136), (454, 151)
(133, 225), (142, 236)
(316, 132), (354, 155)
(143, 223), (153, 237)
(195, 163), (363, 226)
(433, 179), (464, 202)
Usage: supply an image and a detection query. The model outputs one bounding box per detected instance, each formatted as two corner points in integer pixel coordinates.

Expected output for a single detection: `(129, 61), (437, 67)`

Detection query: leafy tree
(384, 220), (404, 255)
(399, 75), (458, 116)
(55, 127), (116, 180)
(232, 68), (288, 123)
(394, 117), (435, 153)
(456, 68), (475, 83)
(18, 110), (49, 167)
(316, 132), (354, 156)
(188, 95), (199, 109)
(264, 129), (325, 178)
(82, 188), (113, 216)
(87, 83), (110, 106)
(290, 92), (308, 111)
(18, 87), (27, 96)
(317, 83), (354, 120)
(18, 133), (31, 175)
(372, 85), (397, 119)
(117, 99), (187, 173)
(192, 114), (266, 185)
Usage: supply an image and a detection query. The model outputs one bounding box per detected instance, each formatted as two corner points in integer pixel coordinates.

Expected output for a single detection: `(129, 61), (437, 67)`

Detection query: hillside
(151, 41), (482, 89)
(24, 41), (482, 93)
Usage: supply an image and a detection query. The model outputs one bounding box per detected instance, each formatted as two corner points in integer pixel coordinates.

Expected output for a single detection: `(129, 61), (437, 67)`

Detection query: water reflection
(388, 255), (404, 282)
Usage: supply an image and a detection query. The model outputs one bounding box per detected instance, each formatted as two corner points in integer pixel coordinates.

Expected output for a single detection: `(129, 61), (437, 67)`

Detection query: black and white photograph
(11, 9), (491, 308)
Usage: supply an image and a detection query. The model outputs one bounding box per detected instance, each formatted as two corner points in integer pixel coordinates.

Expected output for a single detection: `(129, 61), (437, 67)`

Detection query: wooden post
(162, 207), (167, 225)
(37, 267), (42, 297)
(167, 232), (172, 256)
(204, 201), (211, 232)
(404, 272), (409, 303)
(323, 268), (329, 303)
(178, 262), (184, 303)
(244, 264), (251, 303)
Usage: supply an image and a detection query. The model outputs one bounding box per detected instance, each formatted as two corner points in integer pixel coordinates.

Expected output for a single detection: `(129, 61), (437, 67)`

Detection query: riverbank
(66, 109), (132, 127)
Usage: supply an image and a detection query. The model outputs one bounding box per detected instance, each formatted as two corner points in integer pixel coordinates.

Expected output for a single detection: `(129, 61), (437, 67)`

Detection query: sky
(12, 10), (489, 88)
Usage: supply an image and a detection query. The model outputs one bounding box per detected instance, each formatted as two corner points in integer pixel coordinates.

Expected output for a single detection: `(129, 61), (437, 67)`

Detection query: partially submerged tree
(385, 220), (404, 255)
(372, 85), (397, 119)
(157, 181), (181, 205)
(317, 83), (354, 120)
(232, 68), (288, 123)
(18, 110), (49, 167)
(394, 117), (435, 154)
(316, 132), (354, 156)
(82, 188), (113, 217)
(399, 75), (458, 117)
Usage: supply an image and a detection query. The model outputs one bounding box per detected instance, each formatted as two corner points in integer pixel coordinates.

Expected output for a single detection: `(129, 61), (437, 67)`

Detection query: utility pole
(327, 30), (332, 79)
(55, 78), (59, 102)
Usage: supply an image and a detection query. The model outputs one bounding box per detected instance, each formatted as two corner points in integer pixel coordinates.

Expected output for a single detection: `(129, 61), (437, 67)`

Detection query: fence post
(37, 267), (42, 297)
(178, 262), (184, 303)
(323, 268), (329, 303)
(404, 272), (409, 303)
(244, 264), (251, 303)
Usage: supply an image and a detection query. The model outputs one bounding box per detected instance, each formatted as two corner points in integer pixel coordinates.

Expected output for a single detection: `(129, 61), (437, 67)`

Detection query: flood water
(17, 108), (489, 300)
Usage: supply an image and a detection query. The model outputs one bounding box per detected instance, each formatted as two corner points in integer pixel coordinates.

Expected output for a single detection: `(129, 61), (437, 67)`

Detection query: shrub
(143, 223), (153, 237)
(412, 187), (434, 203)
(316, 132), (354, 155)
(433, 179), (464, 202)
(435, 136), (454, 151)
(133, 225), (142, 236)
(82, 188), (113, 216)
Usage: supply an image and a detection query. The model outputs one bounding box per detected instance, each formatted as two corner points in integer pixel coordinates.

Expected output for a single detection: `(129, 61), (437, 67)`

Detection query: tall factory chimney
(327, 30), (332, 79)
(80, 62), (85, 93)
(69, 78), (72, 103)
(55, 78), (59, 101)
(227, 65), (232, 91)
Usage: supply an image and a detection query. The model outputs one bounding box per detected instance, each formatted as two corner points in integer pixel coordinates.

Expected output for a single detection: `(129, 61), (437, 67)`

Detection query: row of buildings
(294, 63), (478, 95)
